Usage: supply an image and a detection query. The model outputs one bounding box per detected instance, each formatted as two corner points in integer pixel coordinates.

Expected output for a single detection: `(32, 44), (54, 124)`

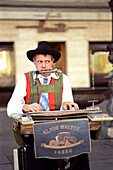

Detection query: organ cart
(13, 108), (113, 170)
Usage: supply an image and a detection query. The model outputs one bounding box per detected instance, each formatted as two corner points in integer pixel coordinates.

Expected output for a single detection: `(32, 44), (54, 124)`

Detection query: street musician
(7, 41), (90, 170)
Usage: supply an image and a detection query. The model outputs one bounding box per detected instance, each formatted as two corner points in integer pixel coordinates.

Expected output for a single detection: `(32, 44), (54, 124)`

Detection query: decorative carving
(16, 20), (87, 33)
(38, 21), (66, 33)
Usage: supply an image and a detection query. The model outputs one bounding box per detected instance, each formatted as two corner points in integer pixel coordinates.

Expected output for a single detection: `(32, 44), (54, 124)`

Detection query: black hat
(27, 41), (61, 63)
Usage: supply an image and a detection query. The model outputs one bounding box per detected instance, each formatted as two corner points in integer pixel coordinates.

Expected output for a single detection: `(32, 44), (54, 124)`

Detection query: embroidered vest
(24, 71), (63, 110)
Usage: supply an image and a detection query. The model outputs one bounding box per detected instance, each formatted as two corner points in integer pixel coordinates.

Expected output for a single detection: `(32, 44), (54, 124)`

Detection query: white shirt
(7, 72), (74, 119)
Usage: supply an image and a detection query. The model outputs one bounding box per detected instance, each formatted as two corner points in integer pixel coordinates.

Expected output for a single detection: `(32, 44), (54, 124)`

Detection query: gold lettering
(58, 150), (61, 154)
(54, 150), (57, 154)
(43, 129), (48, 135)
(62, 150), (65, 154)
(54, 149), (72, 155)
(60, 124), (80, 131)
(65, 125), (68, 129)
(60, 125), (65, 129)
(70, 125), (74, 130)
(43, 124), (80, 135)
(69, 149), (72, 153)
(43, 126), (59, 135)
(77, 126), (80, 131)
(65, 149), (68, 154)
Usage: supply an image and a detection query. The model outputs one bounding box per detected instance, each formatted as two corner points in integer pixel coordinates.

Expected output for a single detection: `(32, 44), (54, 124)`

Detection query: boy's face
(33, 54), (54, 76)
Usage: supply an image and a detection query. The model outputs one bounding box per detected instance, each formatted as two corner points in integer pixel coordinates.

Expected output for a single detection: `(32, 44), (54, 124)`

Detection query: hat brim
(27, 49), (61, 63)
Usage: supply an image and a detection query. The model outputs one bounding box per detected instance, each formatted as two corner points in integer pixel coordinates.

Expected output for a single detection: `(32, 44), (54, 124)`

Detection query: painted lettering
(54, 149), (73, 155)
(60, 125), (80, 131)
(43, 126), (59, 135)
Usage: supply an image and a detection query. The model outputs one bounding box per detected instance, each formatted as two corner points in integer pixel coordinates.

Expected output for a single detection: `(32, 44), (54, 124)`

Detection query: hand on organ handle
(62, 101), (79, 110)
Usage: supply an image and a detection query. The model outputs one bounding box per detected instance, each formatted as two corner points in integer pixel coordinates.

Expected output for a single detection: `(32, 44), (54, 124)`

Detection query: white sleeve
(60, 74), (74, 110)
(7, 74), (27, 119)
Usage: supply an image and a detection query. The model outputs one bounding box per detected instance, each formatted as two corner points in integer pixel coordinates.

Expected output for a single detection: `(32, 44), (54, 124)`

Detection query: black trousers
(18, 145), (90, 170)
(68, 154), (90, 170)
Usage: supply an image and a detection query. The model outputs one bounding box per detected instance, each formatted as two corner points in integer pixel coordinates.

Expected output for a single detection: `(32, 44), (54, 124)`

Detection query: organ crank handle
(86, 100), (100, 111)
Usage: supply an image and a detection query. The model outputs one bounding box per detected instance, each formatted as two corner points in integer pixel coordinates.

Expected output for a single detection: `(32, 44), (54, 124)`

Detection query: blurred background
(0, 1), (113, 170)
(0, 0), (112, 108)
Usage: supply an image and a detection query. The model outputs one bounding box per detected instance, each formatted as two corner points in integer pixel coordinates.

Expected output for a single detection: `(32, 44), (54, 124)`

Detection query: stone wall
(0, 10), (112, 88)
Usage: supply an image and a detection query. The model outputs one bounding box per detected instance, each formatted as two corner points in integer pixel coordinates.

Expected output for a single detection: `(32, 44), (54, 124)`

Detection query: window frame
(89, 42), (111, 87)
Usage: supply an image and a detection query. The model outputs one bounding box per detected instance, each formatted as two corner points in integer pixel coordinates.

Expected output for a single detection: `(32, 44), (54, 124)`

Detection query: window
(0, 43), (14, 76)
(49, 42), (66, 74)
(89, 42), (112, 87)
(0, 42), (15, 87)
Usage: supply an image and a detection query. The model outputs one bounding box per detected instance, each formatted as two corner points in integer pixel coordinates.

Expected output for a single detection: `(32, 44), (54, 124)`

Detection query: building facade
(0, 0), (112, 106)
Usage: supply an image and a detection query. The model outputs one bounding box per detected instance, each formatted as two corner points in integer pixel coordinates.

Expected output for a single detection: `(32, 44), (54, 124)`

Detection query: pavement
(0, 103), (113, 170)
(0, 108), (18, 170)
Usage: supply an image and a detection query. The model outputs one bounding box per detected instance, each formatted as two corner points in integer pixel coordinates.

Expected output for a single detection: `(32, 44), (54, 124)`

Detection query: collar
(37, 72), (59, 79)
(37, 72), (59, 85)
